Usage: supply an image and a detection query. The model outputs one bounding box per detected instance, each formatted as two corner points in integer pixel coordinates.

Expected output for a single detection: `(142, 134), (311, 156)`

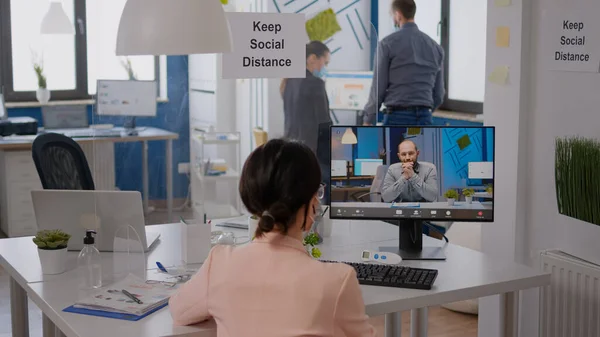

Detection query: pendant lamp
(341, 128), (358, 144)
(40, 1), (74, 35)
(115, 0), (233, 56)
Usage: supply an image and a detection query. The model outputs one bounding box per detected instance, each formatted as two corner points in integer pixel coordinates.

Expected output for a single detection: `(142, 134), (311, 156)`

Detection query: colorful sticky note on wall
(494, 0), (511, 6)
(496, 26), (510, 47)
(488, 66), (509, 85)
(407, 128), (421, 136)
(456, 135), (472, 151)
(221, 0), (228, 4)
(305, 8), (342, 42)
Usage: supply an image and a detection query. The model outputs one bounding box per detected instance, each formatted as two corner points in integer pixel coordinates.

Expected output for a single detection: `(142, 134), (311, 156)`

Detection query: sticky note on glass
(496, 26), (510, 47)
(305, 8), (342, 42)
(494, 0), (511, 6)
(488, 66), (509, 85)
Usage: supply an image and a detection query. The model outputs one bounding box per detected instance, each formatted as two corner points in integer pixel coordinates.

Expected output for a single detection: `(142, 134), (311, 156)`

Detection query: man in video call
(381, 139), (448, 239)
(381, 139), (438, 203)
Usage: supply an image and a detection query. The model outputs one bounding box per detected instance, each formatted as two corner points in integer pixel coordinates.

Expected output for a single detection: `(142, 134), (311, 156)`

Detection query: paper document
(391, 202), (420, 208)
(73, 274), (178, 316)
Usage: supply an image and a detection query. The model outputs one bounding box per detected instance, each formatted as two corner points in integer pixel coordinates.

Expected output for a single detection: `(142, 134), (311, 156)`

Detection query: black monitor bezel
(328, 124), (495, 223)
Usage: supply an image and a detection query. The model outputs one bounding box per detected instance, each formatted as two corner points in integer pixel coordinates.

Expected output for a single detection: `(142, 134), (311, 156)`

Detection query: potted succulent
(33, 59), (50, 104)
(444, 189), (459, 206)
(33, 229), (71, 275)
(303, 232), (322, 258)
(485, 184), (493, 196)
(462, 188), (475, 204)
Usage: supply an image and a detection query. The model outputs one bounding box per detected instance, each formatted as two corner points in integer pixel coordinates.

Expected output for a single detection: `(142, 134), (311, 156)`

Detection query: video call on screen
(329, 126), (494, 222)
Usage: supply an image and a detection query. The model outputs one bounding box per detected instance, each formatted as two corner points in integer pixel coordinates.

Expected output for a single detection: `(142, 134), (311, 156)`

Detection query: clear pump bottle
(77, 230), (102, 289)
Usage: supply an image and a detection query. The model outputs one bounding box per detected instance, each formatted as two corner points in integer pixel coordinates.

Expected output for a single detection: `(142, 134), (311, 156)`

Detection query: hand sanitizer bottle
(77, 230), (102, 289)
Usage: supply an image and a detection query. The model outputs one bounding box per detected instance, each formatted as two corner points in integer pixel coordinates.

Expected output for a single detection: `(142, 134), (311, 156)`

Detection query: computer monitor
(95, 80), (157, 135)
(329, 125), (495, 260)
(354, 158), (383, 176)
(331, 160), (347, 177)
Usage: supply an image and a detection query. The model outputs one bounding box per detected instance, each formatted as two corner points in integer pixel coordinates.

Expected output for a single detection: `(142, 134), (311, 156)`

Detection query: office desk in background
(0, 127), (178, 237)
(0, 220), (549, 337)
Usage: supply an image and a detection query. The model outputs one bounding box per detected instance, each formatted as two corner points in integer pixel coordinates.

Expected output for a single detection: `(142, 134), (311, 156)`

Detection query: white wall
(481, 0), (531, 336)
(483, 0), (600, 336)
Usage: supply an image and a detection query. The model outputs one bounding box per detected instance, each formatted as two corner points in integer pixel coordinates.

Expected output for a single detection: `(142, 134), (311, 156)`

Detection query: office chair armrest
(351, 191), (381, 202)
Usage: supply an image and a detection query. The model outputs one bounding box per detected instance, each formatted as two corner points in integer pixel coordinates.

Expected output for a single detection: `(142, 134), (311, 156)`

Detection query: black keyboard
(321, 260), (438, 290)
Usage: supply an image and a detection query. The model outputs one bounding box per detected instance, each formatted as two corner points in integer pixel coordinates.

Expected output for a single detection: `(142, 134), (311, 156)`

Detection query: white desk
(0, 220), (549, 337)
(0, 127), (178, 237)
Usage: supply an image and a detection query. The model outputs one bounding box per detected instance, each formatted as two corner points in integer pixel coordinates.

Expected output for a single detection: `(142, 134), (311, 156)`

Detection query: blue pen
(156, 261), (168, 273)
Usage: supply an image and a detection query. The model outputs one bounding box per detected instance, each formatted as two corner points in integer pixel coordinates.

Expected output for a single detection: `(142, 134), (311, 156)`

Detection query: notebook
(69, 274), (178, 317)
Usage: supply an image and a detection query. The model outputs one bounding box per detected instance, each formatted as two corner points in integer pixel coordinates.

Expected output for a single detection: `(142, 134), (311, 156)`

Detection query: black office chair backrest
(32, 133), (95, 190)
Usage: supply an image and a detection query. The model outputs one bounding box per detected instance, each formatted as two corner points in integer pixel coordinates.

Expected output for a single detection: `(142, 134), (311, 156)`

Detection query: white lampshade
(341, 128), (358, 144)
(116, 0), (233, 56)
(40, 2), (74, 35)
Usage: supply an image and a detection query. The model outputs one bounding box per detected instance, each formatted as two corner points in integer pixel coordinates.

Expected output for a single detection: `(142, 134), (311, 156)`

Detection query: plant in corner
(444, 189), (459, 206)
(120, 57), (138, 80)
(555, 136), (600, 226)
(33, 229), (71, 275)
(462, 188), (475, 204)
(303, 232), (322, 258)
(32, 56), (50, 104)
(485, 184), (493, 195)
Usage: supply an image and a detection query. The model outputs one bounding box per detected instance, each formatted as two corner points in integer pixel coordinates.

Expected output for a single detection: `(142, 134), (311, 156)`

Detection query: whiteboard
(96, 80), (157, 117)
(325, 71), (373, 110)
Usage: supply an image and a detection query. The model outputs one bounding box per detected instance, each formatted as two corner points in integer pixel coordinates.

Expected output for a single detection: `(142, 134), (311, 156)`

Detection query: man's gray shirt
(363, 22), (445, 124)
(381, 161), (439, 203)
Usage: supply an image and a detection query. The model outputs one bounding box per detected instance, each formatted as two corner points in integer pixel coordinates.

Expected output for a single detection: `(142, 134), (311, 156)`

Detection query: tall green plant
(555, 136), (600, 226)
(33, 63), (47, 89)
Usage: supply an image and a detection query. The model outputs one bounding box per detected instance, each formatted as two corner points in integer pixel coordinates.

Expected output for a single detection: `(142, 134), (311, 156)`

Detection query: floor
(0, 211), (480, 337)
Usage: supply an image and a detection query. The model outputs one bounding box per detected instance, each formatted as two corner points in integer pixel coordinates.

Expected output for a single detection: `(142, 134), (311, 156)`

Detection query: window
(0, 0), (163, 102)
(377, 0), (487, 114)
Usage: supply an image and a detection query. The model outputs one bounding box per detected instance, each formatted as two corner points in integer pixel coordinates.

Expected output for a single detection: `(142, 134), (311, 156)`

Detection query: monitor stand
(379, 220), (446, 260)
(123, 117), (138, 136)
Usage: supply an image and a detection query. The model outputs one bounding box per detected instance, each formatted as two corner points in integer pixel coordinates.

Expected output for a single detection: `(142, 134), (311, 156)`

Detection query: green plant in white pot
(444, 189), (459, 206)
(462, 188), (475, 204)
(555, 136), (600, 226)
(33, 229), (71, 275)
(33, 59), (50, 104)
(303, 232), (322, 258)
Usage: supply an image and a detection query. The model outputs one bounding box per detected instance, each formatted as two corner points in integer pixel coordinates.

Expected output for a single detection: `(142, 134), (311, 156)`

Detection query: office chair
(32, 132), (95, 190)
(352, 165), (388, 202)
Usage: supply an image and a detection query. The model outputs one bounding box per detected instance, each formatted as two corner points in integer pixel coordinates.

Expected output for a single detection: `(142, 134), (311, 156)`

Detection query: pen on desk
(122, 289), (143, 304)
(156, 261), (168, 273)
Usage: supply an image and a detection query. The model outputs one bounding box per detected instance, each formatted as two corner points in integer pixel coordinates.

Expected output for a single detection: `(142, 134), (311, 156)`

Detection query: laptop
(31, 190), (160, 252)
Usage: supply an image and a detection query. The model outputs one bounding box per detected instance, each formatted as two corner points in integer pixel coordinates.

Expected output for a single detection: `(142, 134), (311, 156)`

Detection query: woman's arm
(334, 268), (377, 337)
(169, 246), (217, 325)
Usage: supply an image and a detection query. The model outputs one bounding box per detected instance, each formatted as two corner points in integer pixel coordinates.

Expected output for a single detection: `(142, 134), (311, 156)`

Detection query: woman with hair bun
(169, 138), (376, 337)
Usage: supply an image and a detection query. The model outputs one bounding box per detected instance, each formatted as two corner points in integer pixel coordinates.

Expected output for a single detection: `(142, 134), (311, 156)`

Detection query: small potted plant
(462, 188), (475, 204)
(120, 57), (137, 80)
(303, 232), (322, 258)
(485, 184), (493, 196)
(444, 189), (459, 206)
(33, 58), (50, 104)
(33, 229), (71, 275)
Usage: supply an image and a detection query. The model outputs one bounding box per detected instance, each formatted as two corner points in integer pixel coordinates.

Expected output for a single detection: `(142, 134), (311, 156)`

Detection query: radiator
(540, 250), (600, 337)
(80, 142), (116, 190)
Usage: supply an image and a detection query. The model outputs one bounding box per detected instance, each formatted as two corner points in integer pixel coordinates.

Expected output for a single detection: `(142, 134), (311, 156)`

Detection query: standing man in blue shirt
(362, 0), (445, 126)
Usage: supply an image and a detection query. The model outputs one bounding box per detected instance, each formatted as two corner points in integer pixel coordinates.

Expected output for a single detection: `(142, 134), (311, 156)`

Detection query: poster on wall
(222, 12), (307, 79)
(541, 8), (600, 72)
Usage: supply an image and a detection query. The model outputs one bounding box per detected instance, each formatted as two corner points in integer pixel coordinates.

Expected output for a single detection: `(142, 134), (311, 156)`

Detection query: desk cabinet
(0, 151), (42, 237)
